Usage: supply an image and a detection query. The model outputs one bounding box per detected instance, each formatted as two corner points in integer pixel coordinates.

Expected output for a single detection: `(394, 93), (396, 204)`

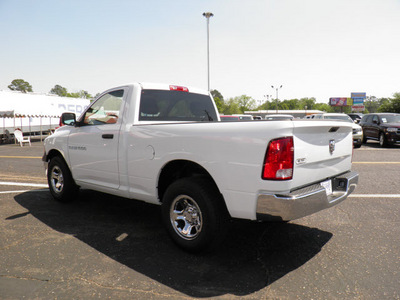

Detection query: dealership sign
(329, 97), (355, 106)
(352, 105), (365, 112)
(351, 92), (366, 111)
(329, 92), (366, 111)
(351, 93), (366, 98)
(330, 98), (349, 106)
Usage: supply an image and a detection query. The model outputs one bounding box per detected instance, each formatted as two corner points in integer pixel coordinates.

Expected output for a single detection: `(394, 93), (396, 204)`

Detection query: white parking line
(0, 182), (48, 188)
(0, 190), (48, 194)
(349, 194), (400, 198)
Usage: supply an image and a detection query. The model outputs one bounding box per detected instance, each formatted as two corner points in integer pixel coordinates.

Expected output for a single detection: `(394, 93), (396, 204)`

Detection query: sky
(1, 0), (399, 105)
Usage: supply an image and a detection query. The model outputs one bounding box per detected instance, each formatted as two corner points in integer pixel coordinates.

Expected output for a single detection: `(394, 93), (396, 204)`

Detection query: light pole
(263, 94), (272, 110)
(203, 12), (213, 91)
(271, 85), (282, 113)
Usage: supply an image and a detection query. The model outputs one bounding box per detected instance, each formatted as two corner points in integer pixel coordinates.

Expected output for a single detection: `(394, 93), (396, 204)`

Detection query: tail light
(262, 137), (294, 180)
(170, 85), (189, 92)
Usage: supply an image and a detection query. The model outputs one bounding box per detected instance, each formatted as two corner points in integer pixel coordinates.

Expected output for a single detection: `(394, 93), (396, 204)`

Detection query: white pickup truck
(43, 83), (358, 252)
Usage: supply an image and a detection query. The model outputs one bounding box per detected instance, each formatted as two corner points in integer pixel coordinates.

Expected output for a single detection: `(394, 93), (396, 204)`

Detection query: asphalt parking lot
(0, 140), (399, 299)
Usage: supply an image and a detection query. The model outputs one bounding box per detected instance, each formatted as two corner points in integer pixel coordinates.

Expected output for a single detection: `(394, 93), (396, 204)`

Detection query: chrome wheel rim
(380, 134), (384, 146)
(50, 166), (64, 194)
(170, 195), (203, 240)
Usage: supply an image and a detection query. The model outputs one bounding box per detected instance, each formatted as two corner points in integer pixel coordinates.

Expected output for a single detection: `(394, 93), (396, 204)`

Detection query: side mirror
(372, 119), (378, 125)
(60, 112), (76, 126)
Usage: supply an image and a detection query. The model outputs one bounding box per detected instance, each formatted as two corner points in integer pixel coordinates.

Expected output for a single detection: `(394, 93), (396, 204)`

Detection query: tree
(213, 96), (224, 113)
(221, 98), (240, 115)
(280, 99), (299, 110)
(390, 93), (400, 113)
(210, 89), (224, 101)
(210, 89), (225, 113)
(8, 79), (33, 93)
(50, 85), (68, 97)
(298, 97), (316, 110)
(378, 93), (400, 113)
(67, 90), (92, 99)
(314, 103), (333, 112)
(364, 96), (380, 113)
(377, 98), (392, 112)
(236, 95), (256, 113)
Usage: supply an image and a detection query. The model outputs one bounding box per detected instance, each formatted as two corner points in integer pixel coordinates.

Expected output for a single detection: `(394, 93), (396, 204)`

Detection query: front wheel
(161, 177), (228, 253)
(47, 156), (78, 202)
(379, 132), (388, 147)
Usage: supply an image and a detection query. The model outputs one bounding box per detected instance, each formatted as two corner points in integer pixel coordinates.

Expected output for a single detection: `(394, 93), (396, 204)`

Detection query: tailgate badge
(329, 139), (335, 154)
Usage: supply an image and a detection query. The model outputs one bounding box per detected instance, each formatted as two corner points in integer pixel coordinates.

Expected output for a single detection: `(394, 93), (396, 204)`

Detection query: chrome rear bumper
(256, 171), (359, 221)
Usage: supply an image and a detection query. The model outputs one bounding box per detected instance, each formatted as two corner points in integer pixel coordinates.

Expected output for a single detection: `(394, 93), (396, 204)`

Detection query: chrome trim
(256, 171), (359, 221)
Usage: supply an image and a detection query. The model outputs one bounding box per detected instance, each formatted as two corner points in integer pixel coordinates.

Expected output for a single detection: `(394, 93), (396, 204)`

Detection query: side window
(361, 115), (368, 123)
(82, 90), (124, 125)
(372, 115), (379, 124)
(364, 115), (372, 123)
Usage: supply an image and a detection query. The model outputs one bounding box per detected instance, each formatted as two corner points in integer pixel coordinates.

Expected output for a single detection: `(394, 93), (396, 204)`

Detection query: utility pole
(203, 12), (214, 91)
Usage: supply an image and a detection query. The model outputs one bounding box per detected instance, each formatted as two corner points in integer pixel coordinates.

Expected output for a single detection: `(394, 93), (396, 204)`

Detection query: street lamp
(271, 85), (283, 113)
(263, 94), (272, 110)
(203, 12), (213, 91)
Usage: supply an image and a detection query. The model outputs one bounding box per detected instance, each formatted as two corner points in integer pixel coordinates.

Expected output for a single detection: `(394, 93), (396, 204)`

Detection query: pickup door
(67, 88), (126, 190)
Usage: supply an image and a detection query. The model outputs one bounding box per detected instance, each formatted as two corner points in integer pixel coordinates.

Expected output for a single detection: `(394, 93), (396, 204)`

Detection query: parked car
(348, 113), (364, 124)
(359, 113), (400, 147)
(308, 113), (363, 148)
(304, 114), (316, 119)
(232, 114), (253, 121)
(220, 115), (240, 122)
(264, 114), (294, 120)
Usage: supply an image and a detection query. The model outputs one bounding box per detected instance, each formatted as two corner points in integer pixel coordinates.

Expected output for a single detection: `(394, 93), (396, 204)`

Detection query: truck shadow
(14, 190), (332, 298)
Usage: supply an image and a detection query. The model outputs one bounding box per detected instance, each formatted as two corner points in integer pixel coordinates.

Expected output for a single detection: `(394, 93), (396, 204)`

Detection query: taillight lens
(169, 85), (189, 92)
(262, 137), (294, 180)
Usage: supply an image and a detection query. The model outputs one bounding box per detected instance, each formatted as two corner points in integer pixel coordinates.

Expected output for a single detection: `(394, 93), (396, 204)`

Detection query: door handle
(102, 134), (114, 139)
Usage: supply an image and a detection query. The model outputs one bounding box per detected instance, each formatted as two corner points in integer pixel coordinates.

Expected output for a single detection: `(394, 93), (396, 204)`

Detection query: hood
(381, 123), (400, 128)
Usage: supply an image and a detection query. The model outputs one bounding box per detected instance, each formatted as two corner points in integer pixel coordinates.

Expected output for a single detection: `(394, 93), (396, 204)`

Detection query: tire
(362, 133), (367, 144)
(379, 132), (388, 147)
(161, 176), (228, 253)
(354, 142), (362, 149)
(47, 156), (79, 202)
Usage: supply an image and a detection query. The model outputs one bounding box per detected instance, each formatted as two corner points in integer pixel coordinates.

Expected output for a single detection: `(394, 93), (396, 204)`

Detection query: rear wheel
(47, 156), (78, 202)
(161, 176), (227, 252)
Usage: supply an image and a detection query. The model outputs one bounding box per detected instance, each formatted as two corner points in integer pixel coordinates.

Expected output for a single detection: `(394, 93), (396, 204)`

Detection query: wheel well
(158, 160), (221, 203)
(46, 150), (71, 172)
(46, 149), (64, 162)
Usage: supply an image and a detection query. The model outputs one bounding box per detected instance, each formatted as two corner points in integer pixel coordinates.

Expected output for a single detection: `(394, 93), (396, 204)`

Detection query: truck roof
(116, 82), (210, 96)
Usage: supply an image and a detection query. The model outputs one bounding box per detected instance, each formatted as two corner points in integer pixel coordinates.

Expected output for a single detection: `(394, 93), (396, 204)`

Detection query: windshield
(380, 115), (400, 123)
(139, 90), (218, 122)
(324, 115), (353, 122)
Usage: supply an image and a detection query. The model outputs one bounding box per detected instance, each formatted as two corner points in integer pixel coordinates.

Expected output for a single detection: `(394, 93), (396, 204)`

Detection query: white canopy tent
(0, 90), (90, 141)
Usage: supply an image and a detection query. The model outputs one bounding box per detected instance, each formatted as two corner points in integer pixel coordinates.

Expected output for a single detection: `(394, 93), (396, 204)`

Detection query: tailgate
(291, 120), (353, 190)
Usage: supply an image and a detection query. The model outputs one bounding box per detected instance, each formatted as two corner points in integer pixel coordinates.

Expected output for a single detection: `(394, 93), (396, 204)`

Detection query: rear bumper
(256, 171), (358, 221)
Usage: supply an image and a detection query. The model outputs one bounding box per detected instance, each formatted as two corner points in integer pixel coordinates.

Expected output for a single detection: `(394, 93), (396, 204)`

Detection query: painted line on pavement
(0, 155), (42, 159)
(0, 181), (48, 188)
(349, 194), (400, 198)
(353, 162), (400, 164)
(0, 189), (48, 194)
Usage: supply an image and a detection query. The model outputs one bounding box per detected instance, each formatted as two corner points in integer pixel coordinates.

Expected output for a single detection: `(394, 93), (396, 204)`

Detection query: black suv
(359, 113), (400, 147)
